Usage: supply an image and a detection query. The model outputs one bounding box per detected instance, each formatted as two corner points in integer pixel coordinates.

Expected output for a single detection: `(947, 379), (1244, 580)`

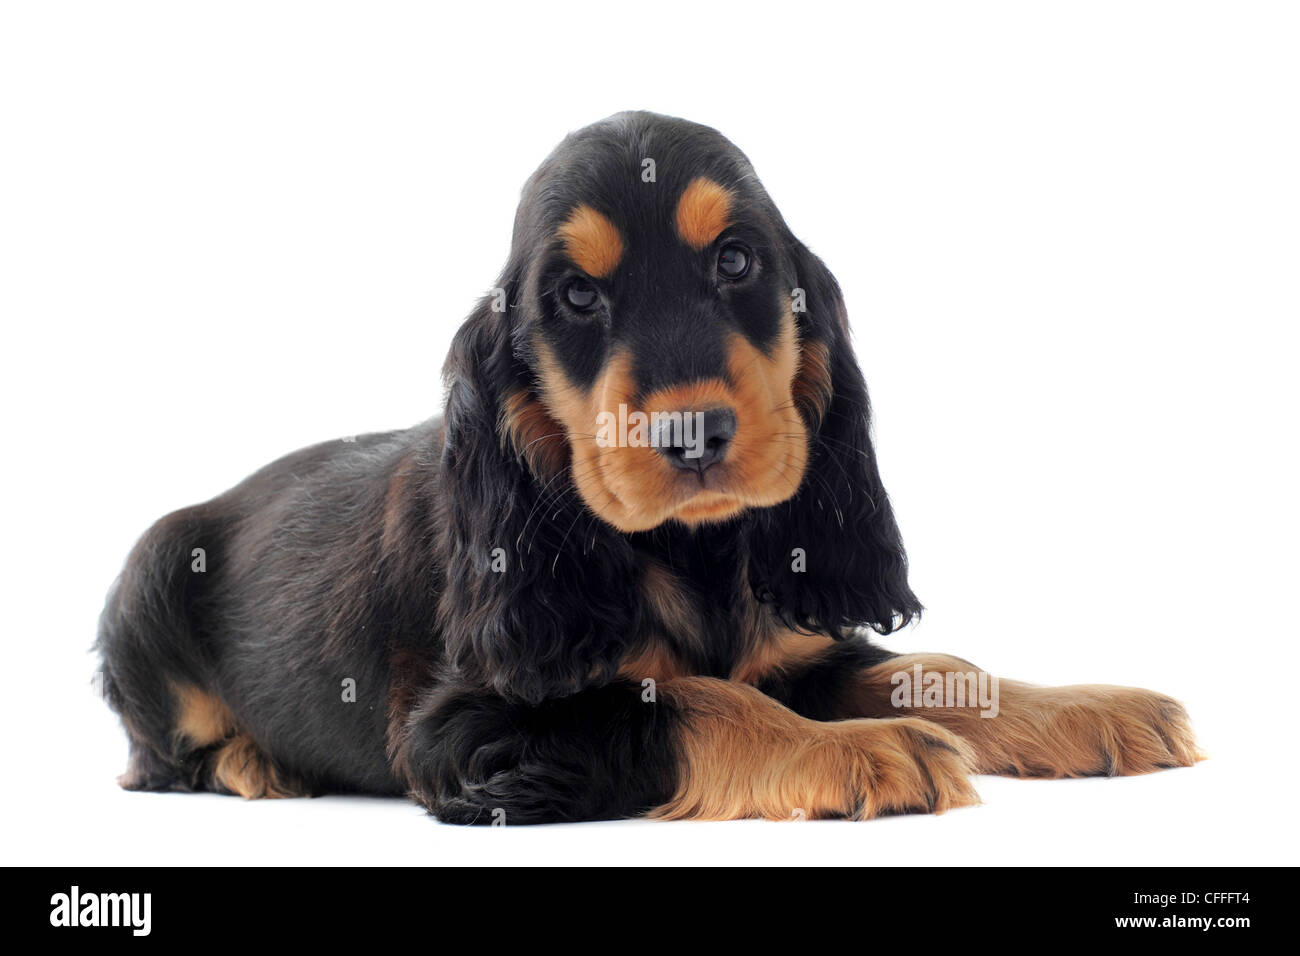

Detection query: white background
(3, 1), (1296, 865)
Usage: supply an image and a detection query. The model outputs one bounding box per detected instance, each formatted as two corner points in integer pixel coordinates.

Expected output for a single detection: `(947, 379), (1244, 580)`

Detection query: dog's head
(440, 113), (919, 697)
(497, 117), (820, 532)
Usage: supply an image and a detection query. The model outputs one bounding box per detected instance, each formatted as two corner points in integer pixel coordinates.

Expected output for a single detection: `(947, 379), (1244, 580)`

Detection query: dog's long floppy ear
(436, 270), (641, 705)
(747, 239), (923, 636)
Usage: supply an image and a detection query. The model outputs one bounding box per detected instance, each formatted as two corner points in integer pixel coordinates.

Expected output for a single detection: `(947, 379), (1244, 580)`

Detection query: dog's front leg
(768, 651), (1204, 779)
(650, 677), (978, 821)
(394, 676), (978, 824)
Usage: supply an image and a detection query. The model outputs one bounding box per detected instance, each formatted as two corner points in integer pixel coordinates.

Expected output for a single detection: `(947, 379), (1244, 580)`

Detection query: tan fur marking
(173, 683), (236, 747)
(211, 735), (300, 799)
(533, 343), (647, 529)
(792, 339), (833, 427)
(675, 178), (733, 249)
(617, 564), (701, 682)
(386, 647), (436, 762)
(502, 389), (569, 477)
(556, 204), (624, 278)
(855, 654), (1206, 777)
(617, 644), (687, 683)
(652, 677), (978, 821)
(731, 629), (836, 684)
(172, 683), (302, 799)
(380, 462), (413, 554)
(641, 562), (701, 643)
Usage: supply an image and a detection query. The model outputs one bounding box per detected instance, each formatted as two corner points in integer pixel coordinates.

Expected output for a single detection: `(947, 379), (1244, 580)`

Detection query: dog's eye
(717, 245), (750, 280)
(564, 280), (600, 311)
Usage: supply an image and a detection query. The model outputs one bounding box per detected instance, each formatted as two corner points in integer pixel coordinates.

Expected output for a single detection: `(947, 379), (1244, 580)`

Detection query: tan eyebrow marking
(675, 177), (734, 249)
(556, 204), (625, 278)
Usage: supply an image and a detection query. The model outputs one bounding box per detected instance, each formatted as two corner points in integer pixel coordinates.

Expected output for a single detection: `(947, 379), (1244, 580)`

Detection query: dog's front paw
(1075, 686), (1204, 776)
(822, 716), (981, 819)
(996, 685), (1205, 778)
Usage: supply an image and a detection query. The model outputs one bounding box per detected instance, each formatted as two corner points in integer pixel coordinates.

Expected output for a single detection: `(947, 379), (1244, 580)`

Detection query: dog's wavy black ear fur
(436, 270), (640, 705)
(747, 239), (923, 637)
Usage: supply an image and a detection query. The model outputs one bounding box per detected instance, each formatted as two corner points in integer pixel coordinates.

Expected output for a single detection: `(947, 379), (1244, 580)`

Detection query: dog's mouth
(661, 462), (761, 524)
(577, 439), (806, 532)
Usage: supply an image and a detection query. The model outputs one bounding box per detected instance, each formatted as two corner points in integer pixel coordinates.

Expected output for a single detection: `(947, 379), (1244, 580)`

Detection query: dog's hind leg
(96, 506), (302, 798)
(96, 507), (209, 793)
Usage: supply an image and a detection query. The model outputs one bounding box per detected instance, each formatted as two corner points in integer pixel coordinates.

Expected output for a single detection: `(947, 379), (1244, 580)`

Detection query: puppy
(98, 112), (1201, 823)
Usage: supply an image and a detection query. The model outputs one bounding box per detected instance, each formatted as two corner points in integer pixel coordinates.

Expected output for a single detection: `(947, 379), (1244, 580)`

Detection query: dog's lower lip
(674, 490), (741, 521)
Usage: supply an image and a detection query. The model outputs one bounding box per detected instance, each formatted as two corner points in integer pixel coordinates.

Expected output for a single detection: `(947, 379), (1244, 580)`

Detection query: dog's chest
(618, 558), (832, 686)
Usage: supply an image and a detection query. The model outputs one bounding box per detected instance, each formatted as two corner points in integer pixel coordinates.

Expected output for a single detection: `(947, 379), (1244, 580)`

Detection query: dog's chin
(594, 492), (747, 534)
(670, 491), (749, 527)
(586, 461), (806, 534)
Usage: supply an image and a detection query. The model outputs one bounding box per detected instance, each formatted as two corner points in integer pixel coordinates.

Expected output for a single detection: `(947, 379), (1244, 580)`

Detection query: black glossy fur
(96, 112), (930, 822)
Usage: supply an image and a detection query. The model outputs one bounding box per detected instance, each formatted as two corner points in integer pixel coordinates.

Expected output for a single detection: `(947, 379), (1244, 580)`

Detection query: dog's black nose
(656, 407), (737, 474)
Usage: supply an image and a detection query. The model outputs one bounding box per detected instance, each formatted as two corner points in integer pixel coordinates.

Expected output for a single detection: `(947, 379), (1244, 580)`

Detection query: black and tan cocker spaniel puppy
(98, 112), (1201, 823)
